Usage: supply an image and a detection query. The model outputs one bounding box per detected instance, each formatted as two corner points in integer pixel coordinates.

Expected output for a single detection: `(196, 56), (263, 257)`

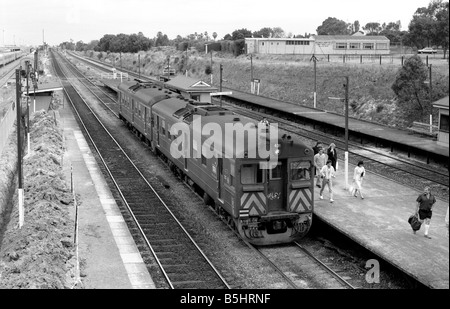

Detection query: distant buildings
(245, 34), (390, 55)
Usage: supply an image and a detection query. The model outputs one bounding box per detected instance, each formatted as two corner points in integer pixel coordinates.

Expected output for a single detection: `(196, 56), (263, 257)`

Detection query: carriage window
(270, 162), (282, 179)
(291, 161), (311, 181)
(241, 164), (264, 184)
(161, 119), (166, 135)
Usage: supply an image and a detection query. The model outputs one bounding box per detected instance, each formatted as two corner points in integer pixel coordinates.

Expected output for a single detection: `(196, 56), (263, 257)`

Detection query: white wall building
(245, 34), (390, 55)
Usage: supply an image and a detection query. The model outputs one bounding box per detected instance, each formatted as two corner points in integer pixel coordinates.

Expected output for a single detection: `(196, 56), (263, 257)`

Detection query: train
(117, 79), (314, 245)
(0, 50), (25, 68)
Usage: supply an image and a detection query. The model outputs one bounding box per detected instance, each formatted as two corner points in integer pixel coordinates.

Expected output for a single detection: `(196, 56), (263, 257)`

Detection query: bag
(336, 161), (339, 171)
(408, 214), (422, 231)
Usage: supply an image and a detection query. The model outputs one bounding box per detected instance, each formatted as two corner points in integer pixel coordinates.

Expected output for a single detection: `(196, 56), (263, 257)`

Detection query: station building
(433, 96), (449, 147)
(245, 33), (390, 55)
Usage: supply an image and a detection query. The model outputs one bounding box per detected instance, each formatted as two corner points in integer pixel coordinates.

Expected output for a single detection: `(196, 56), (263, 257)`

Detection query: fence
(0, 102), (16, 156)
(310, 53), (447, 66)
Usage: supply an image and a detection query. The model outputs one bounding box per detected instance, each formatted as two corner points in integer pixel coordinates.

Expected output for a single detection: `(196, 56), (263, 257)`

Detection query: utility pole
(185, 47), (188, 76)
(310, 54), (318, 108)
(16, 69), (24, 228)
(167, 55), (170, 79)
(344, 76), (349, 190)
(138, 54), (140, 79)
(250, 54), (254, 93)
(25, 61), (30, 155)
(210, 51), (213, 84)
(219, 64), (223, 107)
(428, 64), (433, 133)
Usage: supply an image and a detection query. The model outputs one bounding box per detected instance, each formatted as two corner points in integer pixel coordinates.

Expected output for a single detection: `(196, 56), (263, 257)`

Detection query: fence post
(360, 55), (362, 64)
(379, 55), (382, 65)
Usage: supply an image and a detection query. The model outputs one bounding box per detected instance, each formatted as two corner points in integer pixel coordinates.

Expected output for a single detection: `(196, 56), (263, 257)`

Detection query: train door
(218, 158), (224, 201)
(144, 107), (148, 135)
(156, 116), (160, 146)
(131, 99), (135, 123)
(267, 161), (285, 212)
(184, 131), (189, 171)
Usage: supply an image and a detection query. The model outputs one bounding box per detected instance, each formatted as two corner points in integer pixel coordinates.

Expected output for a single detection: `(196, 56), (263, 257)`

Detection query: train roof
(153, 99), (311, 159)
(118, 80), (175, 107)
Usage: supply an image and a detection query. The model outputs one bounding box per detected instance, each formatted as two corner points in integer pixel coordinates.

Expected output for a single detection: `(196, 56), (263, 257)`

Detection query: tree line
(58, 0), (448, 56)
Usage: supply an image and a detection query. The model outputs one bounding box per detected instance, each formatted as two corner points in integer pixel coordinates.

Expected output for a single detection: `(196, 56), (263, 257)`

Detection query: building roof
(164, 76), (217, 93)
(246, 37), (314, 41)
(312, 35), (389, 41)
(433, 96), (449, 109)
(29, 81), (63, 94)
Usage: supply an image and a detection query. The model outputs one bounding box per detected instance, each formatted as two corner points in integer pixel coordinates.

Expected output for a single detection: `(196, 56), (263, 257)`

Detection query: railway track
(51, 50), (230, 289)
(66, 51), (448, 197)
(63, 50), (426, 289)
(218, 101), (449, 200)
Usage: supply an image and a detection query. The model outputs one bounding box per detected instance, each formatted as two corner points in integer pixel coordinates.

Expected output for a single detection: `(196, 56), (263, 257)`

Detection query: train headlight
(274, 143), (281, 155)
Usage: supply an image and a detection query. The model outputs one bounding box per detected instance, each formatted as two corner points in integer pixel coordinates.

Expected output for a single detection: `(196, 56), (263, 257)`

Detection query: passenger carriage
(118, 81), (314, 245)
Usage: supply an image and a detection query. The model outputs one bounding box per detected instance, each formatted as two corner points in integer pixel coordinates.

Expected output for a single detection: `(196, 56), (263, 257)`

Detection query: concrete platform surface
(59, 97), (156, 289)
(313, 161), (449, 289)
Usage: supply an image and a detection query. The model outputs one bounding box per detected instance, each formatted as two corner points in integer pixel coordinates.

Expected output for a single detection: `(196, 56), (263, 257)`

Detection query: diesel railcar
(117, 80), (314, 245)
(0, 50), (24, 68)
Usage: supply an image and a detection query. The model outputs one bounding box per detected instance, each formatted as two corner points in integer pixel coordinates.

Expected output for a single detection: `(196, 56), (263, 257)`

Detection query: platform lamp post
(15, 69), (24, 228)
(328, 76), (349, 190)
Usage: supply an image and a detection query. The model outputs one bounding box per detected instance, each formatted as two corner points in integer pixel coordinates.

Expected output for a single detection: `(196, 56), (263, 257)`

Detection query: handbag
(408, 214), (422, 231)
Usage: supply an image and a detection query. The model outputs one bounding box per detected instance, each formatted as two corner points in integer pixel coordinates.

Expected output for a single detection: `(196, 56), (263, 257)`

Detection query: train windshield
(241, 164), (264, 184)
(290, 160), (311, 181)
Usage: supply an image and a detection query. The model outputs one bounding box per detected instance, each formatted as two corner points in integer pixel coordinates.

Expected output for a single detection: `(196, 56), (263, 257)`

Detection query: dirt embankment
(0, 110), (79, 289)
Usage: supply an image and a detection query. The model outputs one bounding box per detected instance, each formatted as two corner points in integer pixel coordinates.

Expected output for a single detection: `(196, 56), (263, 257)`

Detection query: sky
(0, 0), (435, 46)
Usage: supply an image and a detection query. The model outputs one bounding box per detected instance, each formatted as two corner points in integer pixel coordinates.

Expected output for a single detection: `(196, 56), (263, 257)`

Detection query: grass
(87, 48), (449, 128)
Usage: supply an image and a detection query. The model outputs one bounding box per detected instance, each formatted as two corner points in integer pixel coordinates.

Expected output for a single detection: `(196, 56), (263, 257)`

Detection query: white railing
(0, 102), (16, 156)
(100, 72), (129, 80)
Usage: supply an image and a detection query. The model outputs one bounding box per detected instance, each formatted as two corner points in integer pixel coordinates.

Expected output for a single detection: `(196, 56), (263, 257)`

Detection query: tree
(352, 20), (360, 33)
(231, 28), (253, 40)
(391, 55), (430, 122)
(363, 22), (382, 35)
(316, 17), (351, 35)
(272, 27), (285, 38)
(408, 0), (449, 56)
(155, 31), (170, 47)
(253, 27), (274, 38)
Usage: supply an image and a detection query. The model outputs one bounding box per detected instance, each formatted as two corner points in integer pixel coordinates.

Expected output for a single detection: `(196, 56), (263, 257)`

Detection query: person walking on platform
(327, 143), (338, 175)
(352, 161), (366, 199)
(415, 186), (437, 239)
(319, 160), (335, 203)
(312, 141), (323, 155)
(314, 148), (327, 188)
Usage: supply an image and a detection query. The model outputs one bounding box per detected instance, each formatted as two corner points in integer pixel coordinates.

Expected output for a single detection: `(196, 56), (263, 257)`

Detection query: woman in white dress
(352, 161), (365, 199)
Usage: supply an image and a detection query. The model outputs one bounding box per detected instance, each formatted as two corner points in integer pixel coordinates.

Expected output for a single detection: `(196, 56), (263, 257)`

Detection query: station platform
(101, 78), (121, 93)
(223, 88), (449, 159)
(58, 96), (156, 289)
(313, 160), (449, 289)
